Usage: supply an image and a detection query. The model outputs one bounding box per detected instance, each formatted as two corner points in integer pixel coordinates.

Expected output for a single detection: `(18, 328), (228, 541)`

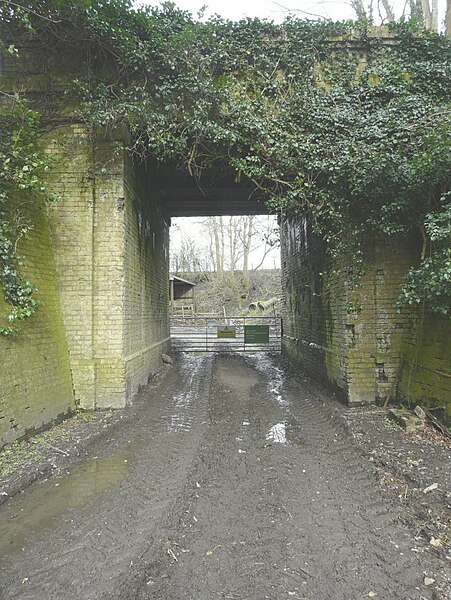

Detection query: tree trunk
(228, 217), (238, 272)
(431, 0), (438, 30)
(446, 0), (451, 36)
(420, 0), (433, 28)
(213, 217), (224, 281)
(408, 0), (423, 22)
(350, 0), (368, 19)
(242, 216), (254, 286)
(381, 0), (395, 21)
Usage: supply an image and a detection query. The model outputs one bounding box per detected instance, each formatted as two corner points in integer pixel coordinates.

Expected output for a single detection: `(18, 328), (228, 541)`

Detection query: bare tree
(420, 0), (439, 29)
(351, 0), (369, 20)
(170, 235), (212, 274)
(199, 216), (279, 275)
(227, 217), (239, 272)
(212, 217), (224, 279)
(446, 0), (451, 35)
(241, 216), (254, 285)
(275, 0), (450, 30)
(380, 0), (395, 20)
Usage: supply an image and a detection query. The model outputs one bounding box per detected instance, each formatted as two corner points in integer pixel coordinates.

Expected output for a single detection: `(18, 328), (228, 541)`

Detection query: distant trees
(170, 216), (279, 308)
(341, 0), (444, 30)
(201, 216), (277, 278)
(286, 0), (449, 32)
(171, 215), (278, 275)
(170, 235), (213, 274)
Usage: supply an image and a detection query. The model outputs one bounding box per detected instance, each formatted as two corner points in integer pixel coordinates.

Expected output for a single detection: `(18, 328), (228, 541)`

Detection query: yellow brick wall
(280, 215), (351, 399)
(1, 122), (172, 444)
(92, 139), (129, 408)
(123, 157), (170, 400)
(281, 218), (450, 413)
(44, 125), (97, 408)
(399, 315), (451, 423)
(46, 132), (171, 410)
(0, 196), (74, 446)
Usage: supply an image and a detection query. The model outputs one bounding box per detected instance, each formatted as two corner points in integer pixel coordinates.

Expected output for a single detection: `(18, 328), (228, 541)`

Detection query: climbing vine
(0, 0), (450, 328)
(0, 94), (48, 334)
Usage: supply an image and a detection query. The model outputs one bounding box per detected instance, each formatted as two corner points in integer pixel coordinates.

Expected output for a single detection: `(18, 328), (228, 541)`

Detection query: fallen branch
(421, 406), (451, 440)
(31, 440), (70, 456)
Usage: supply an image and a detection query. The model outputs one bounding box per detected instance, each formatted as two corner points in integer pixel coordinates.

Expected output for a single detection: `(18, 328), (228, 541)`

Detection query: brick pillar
(47, 128), (129, 408)
(46, 125), (98, 409)
(92, 138), (128, 408)
(47, 129), (170, 409)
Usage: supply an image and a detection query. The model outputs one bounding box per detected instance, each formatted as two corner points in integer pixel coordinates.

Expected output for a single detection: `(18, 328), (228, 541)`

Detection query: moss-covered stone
(398, 315), (451, 425)
(0, 196), (74, 446)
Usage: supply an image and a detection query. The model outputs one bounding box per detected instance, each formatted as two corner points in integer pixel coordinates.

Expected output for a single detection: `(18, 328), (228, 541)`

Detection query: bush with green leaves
(0, 1), (450, 329)
(0, 97), (49, 334)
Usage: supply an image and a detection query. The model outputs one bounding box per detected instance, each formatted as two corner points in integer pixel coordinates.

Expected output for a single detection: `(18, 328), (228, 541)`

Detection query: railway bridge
(0, 30), (450, 447)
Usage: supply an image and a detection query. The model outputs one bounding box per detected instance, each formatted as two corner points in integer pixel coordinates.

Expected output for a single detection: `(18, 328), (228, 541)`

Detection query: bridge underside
(152, 165), (271, 217)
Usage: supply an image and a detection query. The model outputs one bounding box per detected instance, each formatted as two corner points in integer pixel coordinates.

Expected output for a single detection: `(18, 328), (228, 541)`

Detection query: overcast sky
(139, 0), (447, 26)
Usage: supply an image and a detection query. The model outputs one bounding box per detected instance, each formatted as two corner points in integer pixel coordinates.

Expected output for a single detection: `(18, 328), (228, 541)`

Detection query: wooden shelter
(169, 275), (196, 316)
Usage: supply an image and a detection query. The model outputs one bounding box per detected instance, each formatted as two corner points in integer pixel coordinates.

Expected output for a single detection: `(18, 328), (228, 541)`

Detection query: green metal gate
(170, 316), (282, 353)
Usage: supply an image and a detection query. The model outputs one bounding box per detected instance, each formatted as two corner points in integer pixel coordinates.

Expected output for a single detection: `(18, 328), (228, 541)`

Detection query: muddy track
(0, 354), (449, 600)
(0, 355), (214, 600)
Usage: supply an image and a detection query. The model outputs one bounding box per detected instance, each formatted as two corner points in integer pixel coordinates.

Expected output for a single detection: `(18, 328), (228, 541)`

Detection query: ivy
(1, 1), (450, 318)
(398, 199), (451, 315)
(0, 97), (48, 335)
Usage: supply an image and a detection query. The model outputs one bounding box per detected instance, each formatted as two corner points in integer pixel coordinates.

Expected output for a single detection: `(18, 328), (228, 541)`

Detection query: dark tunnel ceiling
(152, 164), (273, 217)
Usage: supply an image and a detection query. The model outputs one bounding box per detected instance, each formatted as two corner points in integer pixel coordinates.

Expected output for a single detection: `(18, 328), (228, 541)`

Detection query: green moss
(398, 315), (451, 424)
(0, 194), (74, 447)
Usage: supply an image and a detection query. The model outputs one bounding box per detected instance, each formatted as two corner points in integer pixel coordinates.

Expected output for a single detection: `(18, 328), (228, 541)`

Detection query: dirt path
(0, 354), (449, 599)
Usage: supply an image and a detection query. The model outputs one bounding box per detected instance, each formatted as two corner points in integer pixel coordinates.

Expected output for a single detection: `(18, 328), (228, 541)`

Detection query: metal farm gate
(170, 316), (282, 353)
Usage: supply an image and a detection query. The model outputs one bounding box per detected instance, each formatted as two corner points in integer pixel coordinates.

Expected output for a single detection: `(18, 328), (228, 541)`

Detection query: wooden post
(170, 279), (174, 316)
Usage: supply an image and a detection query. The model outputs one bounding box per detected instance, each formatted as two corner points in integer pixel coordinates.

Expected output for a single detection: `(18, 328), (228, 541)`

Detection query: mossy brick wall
(45, 130), (171, 410)
(280, 215), (354, 400)
(398, 315), (451, 423)
(280, 216), (450, 413)
(0, 123), (171, 438)
(91, 137), (129, 409)
(0, 196), (74, 447)
(43, 126), (129, 409)
(43, 125), (97, 408)
(372, 235), (418, 401)
(2, 44), (171, 421)
(123, 157), (170, 401)
(281, 216), (333, 386)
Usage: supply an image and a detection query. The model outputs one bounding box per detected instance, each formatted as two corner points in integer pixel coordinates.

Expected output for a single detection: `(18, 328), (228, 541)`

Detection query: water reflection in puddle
(266, 422), (287, 444)
(245, 354), (287, 408)
(0, 453), (130, 560)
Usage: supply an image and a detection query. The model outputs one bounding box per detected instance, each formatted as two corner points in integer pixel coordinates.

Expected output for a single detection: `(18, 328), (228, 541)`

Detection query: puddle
(217, 360), (259, 392)
(266, 422), (287, 444)
(266, 417), (303, 446)
(245, 354), (287, 408)
(0, 453), (130, 560)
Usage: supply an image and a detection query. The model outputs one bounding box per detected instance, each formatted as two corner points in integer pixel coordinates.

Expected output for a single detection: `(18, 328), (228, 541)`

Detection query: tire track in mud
(269, 370), (445, 599)
(1, 353), (448, 600)
(124, 353), (448, 600)
(0, 354), (213, 600)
